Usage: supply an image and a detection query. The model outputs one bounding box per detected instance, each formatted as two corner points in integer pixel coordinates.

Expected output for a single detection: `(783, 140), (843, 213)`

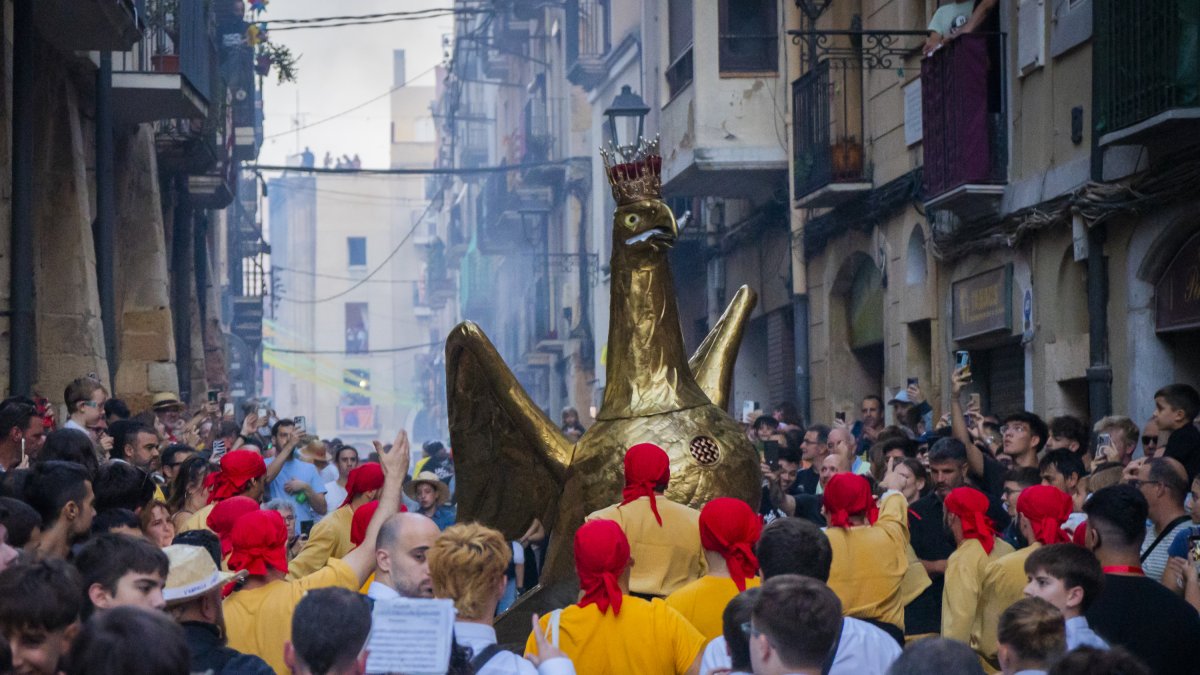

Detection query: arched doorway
(829, 253), (885, 409)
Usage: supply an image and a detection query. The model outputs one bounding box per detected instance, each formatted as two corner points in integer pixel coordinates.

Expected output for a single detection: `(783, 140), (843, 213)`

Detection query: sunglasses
(1142, 436), (1157, 446)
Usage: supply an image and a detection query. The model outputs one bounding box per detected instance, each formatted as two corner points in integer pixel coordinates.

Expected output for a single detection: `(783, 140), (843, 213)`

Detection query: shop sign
(952, 265), (1013, 340)
(1156, 231), (1200, 333)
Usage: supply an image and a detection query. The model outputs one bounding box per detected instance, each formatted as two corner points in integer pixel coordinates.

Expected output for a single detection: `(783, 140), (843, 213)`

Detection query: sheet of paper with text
(365, 597), (456, 675)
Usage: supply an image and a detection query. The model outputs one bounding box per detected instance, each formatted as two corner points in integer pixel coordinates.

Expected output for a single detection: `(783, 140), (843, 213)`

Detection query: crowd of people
(0, 365), (1198, 675)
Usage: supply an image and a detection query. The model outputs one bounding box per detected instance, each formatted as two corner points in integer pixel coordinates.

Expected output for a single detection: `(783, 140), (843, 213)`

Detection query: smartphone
(211, 438), (226, 459)
(835, 411), (846, 423)
(300, 520), (315, 537)
(742, 400), (759, 423)
(1096, 433), (1113, 462)
(955, 350), (973, 381)
(294, 415), (306, 432)
(763, 440), (781, 470)
(1189, 532), (1200, 574)
(969, 393), (981, 411)
(223, 402), (234, 416)
(207, 390), (218, 403)
(257, 406), (268, 419)
(907, 377), (918, 387)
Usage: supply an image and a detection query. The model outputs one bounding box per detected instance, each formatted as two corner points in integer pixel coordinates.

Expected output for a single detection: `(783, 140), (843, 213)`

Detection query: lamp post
(602, 85), (650, 157)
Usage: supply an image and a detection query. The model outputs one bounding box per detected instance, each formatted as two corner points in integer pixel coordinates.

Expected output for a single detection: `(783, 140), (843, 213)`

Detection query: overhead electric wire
(263, 62), (439, 140)
(251, 157), (586, 175)
(263, 340), (443, 355)
(264, 7), (487, 32)
(272, 265), (422, 284)
(272, 198), (437, 304)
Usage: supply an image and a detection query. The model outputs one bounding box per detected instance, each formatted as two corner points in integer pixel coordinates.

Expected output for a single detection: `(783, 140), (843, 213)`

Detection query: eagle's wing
(688, 285), (758, 410)
(445, 322), (572, 539)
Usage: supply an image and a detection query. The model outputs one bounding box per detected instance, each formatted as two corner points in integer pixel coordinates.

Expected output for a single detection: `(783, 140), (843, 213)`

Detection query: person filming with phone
(264, 418), (328, 536)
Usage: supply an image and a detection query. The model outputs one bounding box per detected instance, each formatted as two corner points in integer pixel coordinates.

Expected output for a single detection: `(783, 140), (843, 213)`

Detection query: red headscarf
(1016, 485), (1074, 545)
(619, 443), (671, 526)
(206, 450), (266, 503)
(206, 496), (260, 557)
(228, 509), (289, 577)
(944, 487), (996, 554)
(699, 498), (761, 591)
(822, 473), (879, 529)
(574, 519), (631, 616)
(341, 463), (384, 508)
(349, 499), (408, 547)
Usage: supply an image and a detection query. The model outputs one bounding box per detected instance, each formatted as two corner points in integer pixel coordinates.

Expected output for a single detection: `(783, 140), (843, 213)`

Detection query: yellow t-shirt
(825, 492), (911, 629)
(224, 558), (360, 674)
(178, 502), (216, 534)
(525, 596), (705, 675)
(287, 504), (354, 579)
(586, 497), (706, 597)
(665, 574), (761, 641)
(941, 537), (1016, 643)
(971, 542), (1041, 672)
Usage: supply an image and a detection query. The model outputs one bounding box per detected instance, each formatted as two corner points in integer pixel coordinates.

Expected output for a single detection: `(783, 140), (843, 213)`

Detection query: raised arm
(949, 367), (985, 480)
(342, 430), (410, 584)
(263, 433), (297, 486)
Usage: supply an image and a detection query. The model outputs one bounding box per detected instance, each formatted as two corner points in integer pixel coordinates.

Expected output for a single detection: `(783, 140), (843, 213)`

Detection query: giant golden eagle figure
(445, 138), (760, 640)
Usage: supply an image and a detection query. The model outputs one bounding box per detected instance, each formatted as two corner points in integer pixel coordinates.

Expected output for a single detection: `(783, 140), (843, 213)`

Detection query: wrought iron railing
(523, 96), (562, 162)
(921, 32), (1009, 200)
(1094, 0), (1200, 136)
(114, 0), (215, 101)
(793, 60), (868, 199)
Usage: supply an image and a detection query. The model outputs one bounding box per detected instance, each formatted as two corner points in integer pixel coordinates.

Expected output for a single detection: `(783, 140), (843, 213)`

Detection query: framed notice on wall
(952, 265), (1013, 340)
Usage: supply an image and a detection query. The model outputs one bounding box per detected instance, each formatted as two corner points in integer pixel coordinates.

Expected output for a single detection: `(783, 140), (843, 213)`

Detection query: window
(666, 0), (694, 96)
(347, 237), (367, 267)
(342, 369), (371, 406)
(345, 303), (368, 353)
(718, 0), (777, 73)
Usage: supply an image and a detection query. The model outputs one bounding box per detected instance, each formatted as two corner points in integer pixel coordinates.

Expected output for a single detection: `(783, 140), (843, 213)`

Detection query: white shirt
(366, 581), (401, 603)
(1064, 616), (1109, 651)
(63, 418), (94, 441)
(319, 463), (339, 485)
(700, 617), (900, 675)
(324, 481), (348, 513)
(453, 621), (575, 675)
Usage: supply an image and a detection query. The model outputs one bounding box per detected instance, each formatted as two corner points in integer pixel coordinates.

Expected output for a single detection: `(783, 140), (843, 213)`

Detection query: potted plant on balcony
(147, 0), (181, 72)
(830, 136), (863, 180)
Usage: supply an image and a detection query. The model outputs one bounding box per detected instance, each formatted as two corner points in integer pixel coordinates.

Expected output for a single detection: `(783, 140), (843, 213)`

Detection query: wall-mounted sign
(1156, 231), (1200, 333)
(952, 265), (1013, 341)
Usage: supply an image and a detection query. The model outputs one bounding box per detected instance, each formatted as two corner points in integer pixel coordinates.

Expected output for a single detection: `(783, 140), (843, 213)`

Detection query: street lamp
(603, 85), (650, 157)
(795, 0), (833, 22)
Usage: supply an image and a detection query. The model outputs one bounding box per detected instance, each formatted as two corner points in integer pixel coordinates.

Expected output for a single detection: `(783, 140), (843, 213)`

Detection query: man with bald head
(367, 512), (442, 601)
(1136, 456), (1191, 583)
(828, 426), (871, 477)
(819, 453), (850, 492)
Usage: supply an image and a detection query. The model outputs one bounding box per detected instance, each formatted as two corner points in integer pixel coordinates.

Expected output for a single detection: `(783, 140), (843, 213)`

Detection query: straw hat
(298, 436), (331, 463)
(162, 544), (246, 604)
(405, 471), (450, 505)
(151, 392), (185, 412)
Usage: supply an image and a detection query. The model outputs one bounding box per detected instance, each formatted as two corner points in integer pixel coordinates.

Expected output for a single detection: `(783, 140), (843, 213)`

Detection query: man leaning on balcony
(924, 0), (998, 57)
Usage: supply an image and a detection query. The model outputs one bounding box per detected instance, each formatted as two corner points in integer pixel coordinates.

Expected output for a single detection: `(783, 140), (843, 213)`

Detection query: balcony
(921, 33), (1009, 223)
(522, 96), (567, 187)
(793, 61), (871, 208)
(475, 171), (525, 254)
(1095, 0), (1200, 147)
(458, 121), (490, 169)
(566, 0), (609, 89)
(112, 0), (214, 126)
(35, 0), (143, 52)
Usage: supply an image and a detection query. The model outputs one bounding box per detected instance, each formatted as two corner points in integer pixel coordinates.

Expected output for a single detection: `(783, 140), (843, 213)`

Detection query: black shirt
(903, 489), (1012, 635)
(182, 622), (274, 675)
(1087, 573), (1200, 675)
(1164, 424), (1200, 483)
(793, 468), (820, 495)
